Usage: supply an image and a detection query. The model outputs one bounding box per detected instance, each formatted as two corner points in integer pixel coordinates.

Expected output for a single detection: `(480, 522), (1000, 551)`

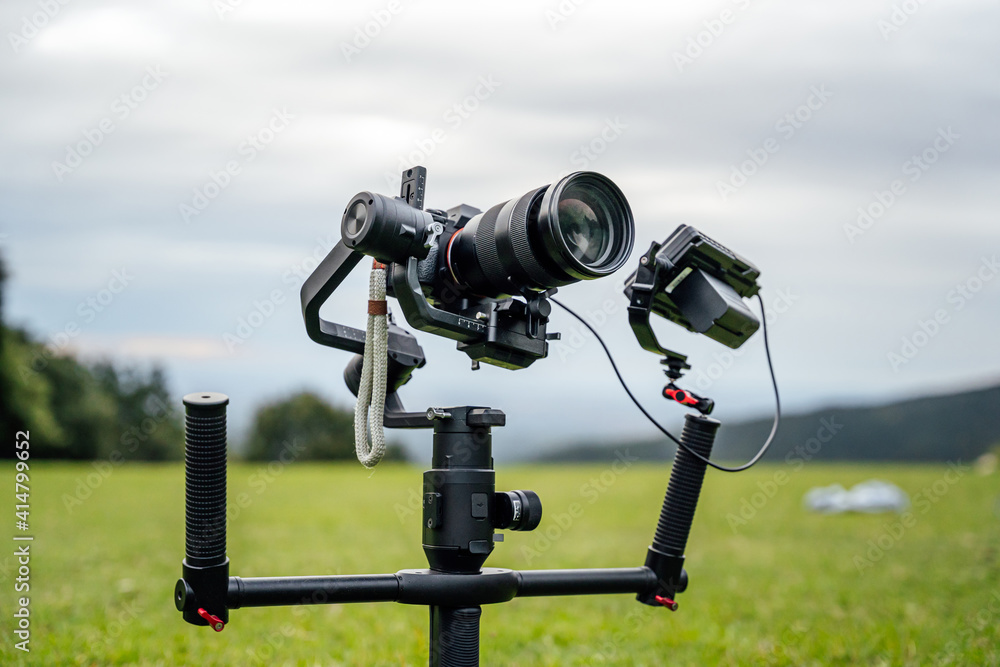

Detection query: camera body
(340, 188), (555, 370)
(305, 167), (635, 371)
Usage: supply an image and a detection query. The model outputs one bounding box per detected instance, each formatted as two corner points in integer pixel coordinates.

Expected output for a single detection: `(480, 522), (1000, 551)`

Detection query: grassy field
(0, 460), (997, 666)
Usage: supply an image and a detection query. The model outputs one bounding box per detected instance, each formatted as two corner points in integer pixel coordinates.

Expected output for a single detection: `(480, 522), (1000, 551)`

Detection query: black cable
(550, 292), (780, 472)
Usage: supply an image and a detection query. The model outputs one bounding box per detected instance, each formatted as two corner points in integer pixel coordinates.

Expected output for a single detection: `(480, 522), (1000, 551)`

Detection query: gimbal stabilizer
(174, 168), (758, 666)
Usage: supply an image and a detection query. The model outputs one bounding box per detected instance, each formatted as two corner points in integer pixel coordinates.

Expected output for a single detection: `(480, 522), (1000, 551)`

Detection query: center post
(422, 406), (506, 574)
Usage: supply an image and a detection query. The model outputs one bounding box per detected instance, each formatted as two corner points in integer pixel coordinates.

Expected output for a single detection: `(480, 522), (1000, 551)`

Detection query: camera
(303, 167), (635, 371)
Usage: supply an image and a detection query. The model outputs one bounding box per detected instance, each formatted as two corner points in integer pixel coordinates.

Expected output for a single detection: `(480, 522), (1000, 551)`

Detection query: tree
(245, 392), (354, 461)
(91, 362), (184, 461)
(33, 353), (117, 459)
(0, 254), (66, 450)
(0, 328), (64, 447)
(0, 254), (184, 459)
(245, 391), (407, 462)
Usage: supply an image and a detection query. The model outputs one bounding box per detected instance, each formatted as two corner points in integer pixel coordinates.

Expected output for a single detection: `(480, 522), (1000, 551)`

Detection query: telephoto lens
(445, 171), (634, 297)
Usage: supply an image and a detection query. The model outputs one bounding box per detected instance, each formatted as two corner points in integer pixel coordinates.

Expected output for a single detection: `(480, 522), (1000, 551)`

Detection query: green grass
(1, 461), (998, 666)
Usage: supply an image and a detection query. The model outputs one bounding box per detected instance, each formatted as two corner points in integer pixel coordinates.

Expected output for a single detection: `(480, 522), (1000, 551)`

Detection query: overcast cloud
(1, 0), (998, 460)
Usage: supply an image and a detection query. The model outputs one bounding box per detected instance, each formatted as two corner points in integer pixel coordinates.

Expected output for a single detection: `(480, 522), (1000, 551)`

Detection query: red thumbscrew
(662, 384), (714, 415)
(197, 608), (225, 631)
(654, 595), (679, 611)
(663, 387), (699, 406)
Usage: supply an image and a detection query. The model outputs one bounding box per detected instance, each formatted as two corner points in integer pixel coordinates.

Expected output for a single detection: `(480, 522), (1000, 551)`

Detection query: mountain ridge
(534, 381), (1000, 464)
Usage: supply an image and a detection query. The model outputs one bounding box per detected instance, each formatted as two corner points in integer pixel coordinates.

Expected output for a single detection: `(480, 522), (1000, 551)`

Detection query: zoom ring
(473, 202), (508, 288)
(507, 188), (557, 288)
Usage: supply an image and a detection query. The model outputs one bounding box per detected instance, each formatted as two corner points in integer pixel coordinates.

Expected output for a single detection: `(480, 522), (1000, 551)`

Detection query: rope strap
(354, 263), (389, 468)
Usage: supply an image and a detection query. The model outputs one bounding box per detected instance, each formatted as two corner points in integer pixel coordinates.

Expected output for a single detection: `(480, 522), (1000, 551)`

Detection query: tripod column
(429, 606), (481, 667)
(422, 406), (505, 574)
(422, 406), (504, 667)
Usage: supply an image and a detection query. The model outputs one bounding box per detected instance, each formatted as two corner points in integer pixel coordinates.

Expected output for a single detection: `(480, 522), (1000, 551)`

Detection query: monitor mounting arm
(625, 242), (691, 380)
(299, 237), (431, 427)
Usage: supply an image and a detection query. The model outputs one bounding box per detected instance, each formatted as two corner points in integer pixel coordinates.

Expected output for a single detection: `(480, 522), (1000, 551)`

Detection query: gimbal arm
(175, 395), (717, 621)
(300, 239), (364, 352)
(300, 239), (427, 411)
(301, 240), (425, 368)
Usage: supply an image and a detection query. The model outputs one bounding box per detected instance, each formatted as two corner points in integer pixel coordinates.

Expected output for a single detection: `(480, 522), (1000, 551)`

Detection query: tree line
(0, 255), (404, 462)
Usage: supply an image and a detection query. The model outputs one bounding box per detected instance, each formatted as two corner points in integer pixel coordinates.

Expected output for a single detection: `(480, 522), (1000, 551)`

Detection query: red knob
(197, 607), (225, 631)
(654, 595), (679, 611)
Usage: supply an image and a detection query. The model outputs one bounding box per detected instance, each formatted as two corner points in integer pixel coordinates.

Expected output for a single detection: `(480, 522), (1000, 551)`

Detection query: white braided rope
(354, 266), (388, 468)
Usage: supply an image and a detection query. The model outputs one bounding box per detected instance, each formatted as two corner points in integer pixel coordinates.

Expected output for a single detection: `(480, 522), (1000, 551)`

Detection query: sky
(1, 0), (998, 461)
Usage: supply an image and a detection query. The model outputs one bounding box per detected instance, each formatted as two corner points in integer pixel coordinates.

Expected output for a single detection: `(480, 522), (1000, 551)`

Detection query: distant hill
(536, 382), (1000, 464)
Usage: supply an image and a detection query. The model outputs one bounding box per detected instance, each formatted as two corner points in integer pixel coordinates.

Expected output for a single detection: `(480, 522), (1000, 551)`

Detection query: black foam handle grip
(652, 413), (719, 556)
(178, 392), (231, 627)
(183, 392), (229, 566)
